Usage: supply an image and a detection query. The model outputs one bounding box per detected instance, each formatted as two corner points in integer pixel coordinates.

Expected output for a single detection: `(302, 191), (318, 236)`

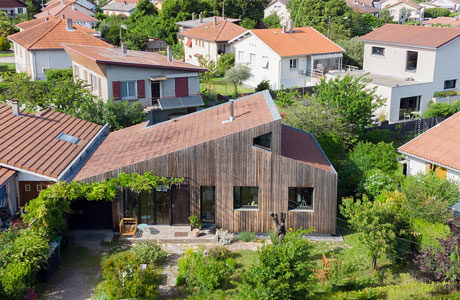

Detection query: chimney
(213, 16), (217, 26)
(66, 18), (73, 30)
(222, 100), (235, 124)
(167, 45), (172, 62)
(45, 17), (49, 21)
(121, 43), (127, 55)
(9, 99), (21, 116)
(72, 4), (76, 10)
(281, 24), (286, 33)
(192, 12), (195, 20)
(199, 12), (203, 23)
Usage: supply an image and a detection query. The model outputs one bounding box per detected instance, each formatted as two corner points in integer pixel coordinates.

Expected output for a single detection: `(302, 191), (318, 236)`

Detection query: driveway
(0, 56), (15, 63)
(42, 230), (113, 300)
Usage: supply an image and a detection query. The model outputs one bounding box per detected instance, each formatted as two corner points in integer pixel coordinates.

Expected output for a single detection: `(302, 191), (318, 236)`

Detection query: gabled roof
(16, 16), (52, 30)
(359, 24), (460, 48)
(346, 0), (380, 13)
(75, 91), (281, 180)
(398, 112), (460, 172)
(266, 0), (289, 9)
(0, 0), (27, 8)
(8, 18), (110, 50)
(179, 19), (246, 43)
(424, 16), (460, 27)
(281, 126), (334, 173)
(175, 16), (240, 29)
(0, 103), (105, 180)
(386, 0), (422, 9)
(35, 4), (98, 22)
(62, 44), (205, 72)
(233, 27), (344, 57)
(101, 0), (137, 12)
(0, 167), (16, 187)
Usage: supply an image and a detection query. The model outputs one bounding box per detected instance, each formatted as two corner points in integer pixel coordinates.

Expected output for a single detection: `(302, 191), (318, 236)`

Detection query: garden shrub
(274, 87), (300, 108)
(415, 234), (460, 283)
(238, 231), (256, 242)
(131, 241), (167, 266)
(208, 246), (231, 260)
(424, 102), (457, 118)
(412, 218), (451, 249)
(0, 36), (10, 51)
(240, 228), (317, 300)
(255, 80), (271, 92)
(0, 228), (50, 299)
(424, 8), (451, 18)
(216, 53), (235, 77)
(349, 141), (399, 175)
(433, 90), (458, 98)
(361, 169), (398, 199)
(176, 246), (236, 293)
(45, 68), (73, 81)
(102, 250), (162, 299)
(359, 129), (395, 144)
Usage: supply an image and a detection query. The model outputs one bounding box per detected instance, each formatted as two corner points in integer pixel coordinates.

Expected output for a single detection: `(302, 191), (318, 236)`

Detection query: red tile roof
(248, 27), (344, 57)
(0, 103), (103, 179)
(63, 44), (205, 72)
(75, 92), (279, 180)
(281, 125), (334, 173)
(0, 0), (27, 8)
(398, 112), (460, 172)
(179, 19), (246, 42)
(0, 167), (16, 187)
(360, 24), (460, 48)
(425, 17), (460, 27)
(35, 4), (98, 22)
(8, 18), (110, 50)
(16, 16), (53, 30)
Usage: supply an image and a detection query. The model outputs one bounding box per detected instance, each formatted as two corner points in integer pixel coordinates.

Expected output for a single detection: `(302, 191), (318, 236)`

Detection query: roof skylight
(57, 133), (80, 144)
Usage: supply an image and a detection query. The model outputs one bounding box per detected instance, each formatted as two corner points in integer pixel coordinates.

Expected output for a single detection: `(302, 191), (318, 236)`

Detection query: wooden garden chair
(119, 218), (138, 237)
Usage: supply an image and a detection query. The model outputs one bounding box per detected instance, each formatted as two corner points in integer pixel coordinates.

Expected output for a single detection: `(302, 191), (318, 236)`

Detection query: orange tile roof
(179, 19), (246, 42)
(75, 92), (280, 180)
(398, 112), (460, 171)
(425, 17), (460, 27)
(63, 44), (205, 72)
(360, 24), (460, 48)
(248, 27), (344, 57)
(16, 16), (53, 30)
(0, 167), (16, 187)
(0, 103), (103, 179)
(8, 18), (110, 50)
(35, 4), (98, 22)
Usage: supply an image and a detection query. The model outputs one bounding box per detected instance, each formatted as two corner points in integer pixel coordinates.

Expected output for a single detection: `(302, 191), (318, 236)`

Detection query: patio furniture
(136, 223), (148, 238)
(411, 111), (421, 119)
(119, 218), (138, 237)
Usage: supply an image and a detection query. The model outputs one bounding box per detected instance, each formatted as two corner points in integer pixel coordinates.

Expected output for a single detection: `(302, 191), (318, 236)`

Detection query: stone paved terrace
(120, 225), (218, 243)
(327, 69), (428, 87)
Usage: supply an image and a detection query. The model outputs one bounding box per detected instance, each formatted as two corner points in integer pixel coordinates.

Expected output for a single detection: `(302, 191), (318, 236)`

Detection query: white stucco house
(264, 0), (290, 26)
(428, 0), (460, 11)
(35, 3), (98, 28)
(44, 0), (96, 12)
(230, 25), (344, 90)
(328, 24), (460, 123)
(175, 13), (240, 34)
(179, 17), (246, 67)
(8, 18), (111, 81)
(63, 44), (206, 125)
(382, 0), (422, 22)
(0, 0), (27, 18)
(398, 111), (460, 183)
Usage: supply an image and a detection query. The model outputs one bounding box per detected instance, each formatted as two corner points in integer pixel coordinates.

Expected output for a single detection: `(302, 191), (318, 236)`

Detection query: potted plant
(189, 215), (202, 237)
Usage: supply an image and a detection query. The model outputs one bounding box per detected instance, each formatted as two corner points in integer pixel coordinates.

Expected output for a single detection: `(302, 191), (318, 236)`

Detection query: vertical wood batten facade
(80, 119), (337, 234)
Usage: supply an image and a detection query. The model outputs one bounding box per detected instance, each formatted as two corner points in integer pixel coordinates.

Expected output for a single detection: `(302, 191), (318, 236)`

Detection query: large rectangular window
(444, 79), (457, 90)
(121, 81), (136, 99)
(406, 51), (418, 71)
(288, 187), (313, 210)
(371, 46), (385, 56)
(201, 186), (215, 223)
(253, 132), (272, 151)
(290, 58), (298, 69)
(90, 74), (98, 92)
(234, 186), (258, 209)
(399, 95), (421, 120)
(250, 53), (256, 66)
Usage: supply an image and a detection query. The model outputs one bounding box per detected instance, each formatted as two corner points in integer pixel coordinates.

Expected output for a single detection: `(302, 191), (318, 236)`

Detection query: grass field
(0, 52), (14, 57)
(200, 77), (254, 98)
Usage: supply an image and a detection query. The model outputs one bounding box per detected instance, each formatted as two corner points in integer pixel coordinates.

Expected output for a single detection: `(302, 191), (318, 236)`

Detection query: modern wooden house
(75, 91), (338, 234)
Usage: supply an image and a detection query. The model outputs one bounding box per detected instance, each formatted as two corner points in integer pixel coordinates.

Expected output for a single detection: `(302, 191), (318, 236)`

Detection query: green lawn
(0, 62), (15, 71)
(200, 77), (254, 98)
(0, 52), (14, 57)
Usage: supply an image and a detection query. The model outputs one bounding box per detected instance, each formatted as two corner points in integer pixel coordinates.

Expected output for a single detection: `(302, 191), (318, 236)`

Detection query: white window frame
(444, 79), (457, 90)
(262, 56), (269, 69)
(250, 53), (256, 66)
(90, 73), (98, 92)
(121, 80), (137, 99)
(24, 184), (31, 192)
(37, 184), (43, 192)
(289, 58), (298, 70)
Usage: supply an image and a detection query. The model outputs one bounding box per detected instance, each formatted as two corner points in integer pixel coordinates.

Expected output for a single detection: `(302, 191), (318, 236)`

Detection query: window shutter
(98, 78), (102, 97)
(83, 70), (88, 81)
(112, 81), (121, 100)
(175, 77), (189, 97)
(137, 79), (145, 98)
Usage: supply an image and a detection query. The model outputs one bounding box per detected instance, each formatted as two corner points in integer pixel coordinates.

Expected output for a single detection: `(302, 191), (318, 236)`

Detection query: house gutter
(0, 163), (58, 182)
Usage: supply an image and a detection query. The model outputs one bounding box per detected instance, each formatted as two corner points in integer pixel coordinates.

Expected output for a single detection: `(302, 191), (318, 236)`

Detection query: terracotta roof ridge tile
(213, 19), (227, 42)
(27, 19), (62, 50)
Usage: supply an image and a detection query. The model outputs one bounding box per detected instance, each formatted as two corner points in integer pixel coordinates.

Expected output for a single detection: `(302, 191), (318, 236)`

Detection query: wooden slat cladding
(82, 120), (337, 234)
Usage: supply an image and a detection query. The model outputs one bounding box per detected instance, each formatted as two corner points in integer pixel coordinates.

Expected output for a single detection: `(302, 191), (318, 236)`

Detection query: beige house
(264, 0), (290, 26)
(179, 17), (246, 67)
(378, 0), (422, 21)
(63, 44), (206, 125)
